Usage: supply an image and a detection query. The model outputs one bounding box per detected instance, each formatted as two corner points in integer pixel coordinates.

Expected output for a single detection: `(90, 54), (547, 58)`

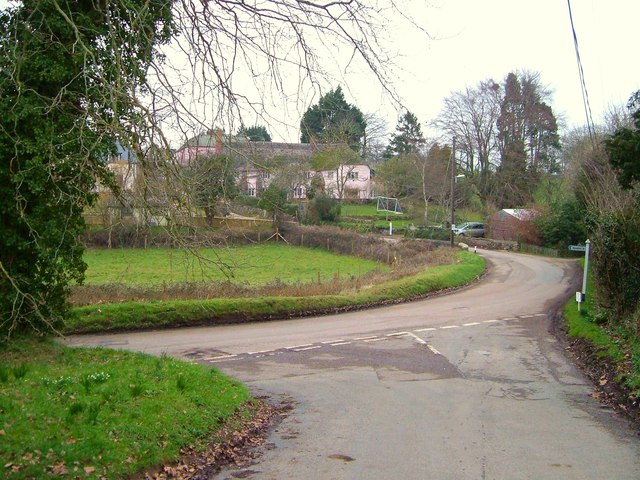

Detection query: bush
(280, 224), (443, 266)
(586, 205), (640, 317)
(405, 226), (451, 241)
(534, 198), (587, 249)
(305, 194), (341, 223)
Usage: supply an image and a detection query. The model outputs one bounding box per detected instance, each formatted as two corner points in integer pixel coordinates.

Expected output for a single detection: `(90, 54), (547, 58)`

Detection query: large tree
(384, 111), (425, 158)
(0, 0), (173, 337)
(300, 87), (367, 149)
(185, 155), (238, 225)
(434, 80), (501, 179)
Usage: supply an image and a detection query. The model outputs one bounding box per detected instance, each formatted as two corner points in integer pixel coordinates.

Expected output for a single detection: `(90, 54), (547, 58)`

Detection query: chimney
(215, 128), (223, 155)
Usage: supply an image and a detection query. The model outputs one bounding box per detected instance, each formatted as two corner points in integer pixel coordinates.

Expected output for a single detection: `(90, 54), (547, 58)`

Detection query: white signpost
(570, 239), (591, 311)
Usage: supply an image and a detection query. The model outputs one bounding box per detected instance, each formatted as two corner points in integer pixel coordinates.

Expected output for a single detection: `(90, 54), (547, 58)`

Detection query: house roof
(500, 208), (538, 221)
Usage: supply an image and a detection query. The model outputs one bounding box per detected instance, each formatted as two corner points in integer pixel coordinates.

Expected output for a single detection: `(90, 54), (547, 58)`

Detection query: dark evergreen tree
(0, 1), (173, 337)
(300, 87), (366, 149)
(384, 111), (425, 158)
(238, 125), (272, 142)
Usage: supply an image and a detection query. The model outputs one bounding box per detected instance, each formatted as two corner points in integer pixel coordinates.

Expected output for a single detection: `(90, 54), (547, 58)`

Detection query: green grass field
(83, 244), (385, 286)
(339, 202), (484, 229)
(0, 338), (251, 479)
(341, 202), (406, 218)
(67, 251), (485, 334)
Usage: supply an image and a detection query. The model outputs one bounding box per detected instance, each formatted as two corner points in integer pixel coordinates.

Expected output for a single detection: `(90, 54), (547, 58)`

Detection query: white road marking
(406, 332), (427, 345)
(207, 313), (549, 361)
(285, 344), (313, 349)
(293, 346), (321, 352)
(427, 345), (441, 355)
(203, 354), (237, 360)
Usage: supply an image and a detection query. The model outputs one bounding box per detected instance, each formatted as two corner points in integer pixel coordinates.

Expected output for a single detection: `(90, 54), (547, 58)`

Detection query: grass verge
(0, 338), (251, 479)
(66, 251), (485, 334)
(562, 263), (640, 403)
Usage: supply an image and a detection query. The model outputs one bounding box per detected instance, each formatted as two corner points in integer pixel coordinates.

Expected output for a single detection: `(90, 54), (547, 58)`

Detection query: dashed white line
(203, 354), (238, 361)
(462, 322), (481, 326)
(353, 335), (379, 341)
(414, 327), (437, 332)
(387, 332), (408, 337)
(246, 350), (273, 355)
(533, 313), (546, 317)
(330, 341), (352, 346)
(440, 325), (460, 329)
(285, 344), (313, 350)
(483, 319), (500, 323)
(293, 345), (321, 352)
(364, 337), (387, 343)
(321, 339), (345, 344)
(503, 317), (517, 321)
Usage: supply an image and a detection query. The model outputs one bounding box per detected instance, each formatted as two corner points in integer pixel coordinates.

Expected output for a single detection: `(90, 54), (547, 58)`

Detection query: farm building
(489, 208), (540, 243)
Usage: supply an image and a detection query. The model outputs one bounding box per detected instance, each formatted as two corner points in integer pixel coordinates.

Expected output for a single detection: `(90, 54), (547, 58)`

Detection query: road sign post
(582, 239), (591, 297)
(570, 239), (591, 312)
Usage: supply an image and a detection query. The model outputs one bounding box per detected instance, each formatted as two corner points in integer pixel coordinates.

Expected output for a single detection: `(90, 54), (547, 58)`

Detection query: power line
(567, 0), (597, 144)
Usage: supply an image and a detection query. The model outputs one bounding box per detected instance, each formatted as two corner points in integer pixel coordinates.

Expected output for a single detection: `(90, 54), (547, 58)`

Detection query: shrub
(534, 198), (587, 249)
(306, 194), (341, 223)
(586, 205), (640, 317)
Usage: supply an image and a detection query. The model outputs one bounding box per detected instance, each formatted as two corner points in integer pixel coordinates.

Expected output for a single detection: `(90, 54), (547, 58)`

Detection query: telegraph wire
(567, 0), (597, 145)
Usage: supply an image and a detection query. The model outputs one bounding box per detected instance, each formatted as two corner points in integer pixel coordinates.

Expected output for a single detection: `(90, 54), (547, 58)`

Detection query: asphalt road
(65, 249), (640, 479)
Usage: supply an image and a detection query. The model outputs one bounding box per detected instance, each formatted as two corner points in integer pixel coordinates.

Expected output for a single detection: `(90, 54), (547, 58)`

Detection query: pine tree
(384, 111), (425, 158)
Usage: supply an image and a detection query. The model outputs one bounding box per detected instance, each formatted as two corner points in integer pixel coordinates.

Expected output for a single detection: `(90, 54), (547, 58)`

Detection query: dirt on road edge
(132, 397), (294, 480)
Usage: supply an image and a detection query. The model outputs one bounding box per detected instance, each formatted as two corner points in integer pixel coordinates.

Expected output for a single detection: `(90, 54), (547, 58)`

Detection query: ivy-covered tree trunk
(0, 1), (173, 338)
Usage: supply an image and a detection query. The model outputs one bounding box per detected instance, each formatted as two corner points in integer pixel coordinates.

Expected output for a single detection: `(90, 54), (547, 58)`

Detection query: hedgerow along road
(66, 249), (640, 479)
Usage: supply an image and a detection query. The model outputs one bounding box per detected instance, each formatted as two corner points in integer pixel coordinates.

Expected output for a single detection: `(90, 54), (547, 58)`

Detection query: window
(347, 171), (358, 180)
(294, 186), (304, 197)
(248, 187), (256, 197)
(261, 171), (270, 179)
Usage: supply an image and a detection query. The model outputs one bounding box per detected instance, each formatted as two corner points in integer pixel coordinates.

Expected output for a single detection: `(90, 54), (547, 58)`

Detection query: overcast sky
(335, 0), (640, 144)
(2, 0), (638, 145)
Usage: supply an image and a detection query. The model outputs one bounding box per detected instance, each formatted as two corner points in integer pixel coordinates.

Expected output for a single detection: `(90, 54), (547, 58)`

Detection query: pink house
(174, 129), (375, 200)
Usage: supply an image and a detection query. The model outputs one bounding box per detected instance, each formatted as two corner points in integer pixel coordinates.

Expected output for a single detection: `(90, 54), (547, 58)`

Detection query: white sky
(338, 0), (640, 144)
(2, 0), (638, 145)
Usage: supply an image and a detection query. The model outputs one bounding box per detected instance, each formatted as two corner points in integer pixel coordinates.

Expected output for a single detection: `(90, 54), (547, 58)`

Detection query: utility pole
(450, 138), (456, 247)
